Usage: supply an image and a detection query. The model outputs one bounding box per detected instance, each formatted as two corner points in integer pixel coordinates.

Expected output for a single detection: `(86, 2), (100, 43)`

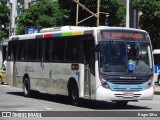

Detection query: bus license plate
(123, 92), (133, 98)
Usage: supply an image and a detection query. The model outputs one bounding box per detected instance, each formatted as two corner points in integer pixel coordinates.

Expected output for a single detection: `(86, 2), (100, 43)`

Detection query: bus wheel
(115, 101), (128, 107)
(158, 76), (160, 86)
(68, 82), (79, 106)
(23, 77), (30, 97)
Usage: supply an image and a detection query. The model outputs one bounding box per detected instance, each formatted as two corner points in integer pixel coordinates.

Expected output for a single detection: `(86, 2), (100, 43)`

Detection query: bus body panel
(7, 61), (89, 97)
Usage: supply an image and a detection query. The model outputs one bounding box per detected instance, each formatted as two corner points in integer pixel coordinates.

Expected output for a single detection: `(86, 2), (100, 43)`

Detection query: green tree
(132, 0), (160, 49)
(58, 0), (126, 26)
(0, 3), (9, 38)
(17, 0), (69, 34)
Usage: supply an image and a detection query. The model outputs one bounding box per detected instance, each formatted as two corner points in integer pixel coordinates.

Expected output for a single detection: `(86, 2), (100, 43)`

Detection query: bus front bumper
(95, 86), (154, 101)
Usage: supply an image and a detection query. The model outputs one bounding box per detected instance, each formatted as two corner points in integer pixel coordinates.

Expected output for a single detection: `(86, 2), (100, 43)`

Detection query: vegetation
(0, 3), (9, 38)
(132, 0), (160, 49)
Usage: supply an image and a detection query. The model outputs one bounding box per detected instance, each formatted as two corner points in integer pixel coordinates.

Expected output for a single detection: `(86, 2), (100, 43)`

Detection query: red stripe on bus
(44, 34), (53, 38)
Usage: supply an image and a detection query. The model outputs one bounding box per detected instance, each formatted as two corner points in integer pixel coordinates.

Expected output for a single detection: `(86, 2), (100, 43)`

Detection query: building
(17, 0), (38, 15)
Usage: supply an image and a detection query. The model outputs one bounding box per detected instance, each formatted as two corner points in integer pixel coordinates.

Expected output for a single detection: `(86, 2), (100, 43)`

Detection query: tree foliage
(58, 0), (126, 26)
(0, 3), (9, 38)
(132, 0), (160, 49)
(17, 0), (69, 34)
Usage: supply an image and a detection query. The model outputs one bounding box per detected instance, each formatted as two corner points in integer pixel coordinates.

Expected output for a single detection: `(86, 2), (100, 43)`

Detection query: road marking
(17, 109), (39, 111)
(45, 108), (52, 110)
(43, 106), (52, 110)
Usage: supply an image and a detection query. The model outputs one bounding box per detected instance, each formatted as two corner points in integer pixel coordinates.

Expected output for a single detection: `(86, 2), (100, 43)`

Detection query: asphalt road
(0, 84), (160, 120)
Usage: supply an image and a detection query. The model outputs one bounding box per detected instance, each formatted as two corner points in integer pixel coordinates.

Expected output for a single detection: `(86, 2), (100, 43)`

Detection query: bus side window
(7, 42), (11, 61)
(37, 40), (42, 61)
(17, 41), (25, 61)
(66, 37), (80, 62)
(20, 41), (27, 61)
(27, 40), (37, 61)
(11, 42), (18, 61)
(44, 39), (51, 62)
(52, 38), (65, 62)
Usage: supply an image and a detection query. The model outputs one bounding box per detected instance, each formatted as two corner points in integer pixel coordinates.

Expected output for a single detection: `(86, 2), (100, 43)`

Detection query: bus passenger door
(82, 40), (95, 97)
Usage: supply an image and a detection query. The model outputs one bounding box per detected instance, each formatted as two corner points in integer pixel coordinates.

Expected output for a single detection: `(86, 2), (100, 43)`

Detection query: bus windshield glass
(99, 34), (152, 75)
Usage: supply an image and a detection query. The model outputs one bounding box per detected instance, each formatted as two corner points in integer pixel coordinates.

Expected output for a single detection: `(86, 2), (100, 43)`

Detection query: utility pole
(76, 0), (79, 26)
(126, 0), (130, 28)
(11, 0), (17, 35)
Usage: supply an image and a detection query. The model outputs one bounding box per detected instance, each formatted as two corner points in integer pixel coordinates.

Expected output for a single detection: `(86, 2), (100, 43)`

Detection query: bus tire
(158, 76), (160, 86)
(115, 101), (128, 107)
(23, 77), (31, 97)
(68, 81), (79, 106)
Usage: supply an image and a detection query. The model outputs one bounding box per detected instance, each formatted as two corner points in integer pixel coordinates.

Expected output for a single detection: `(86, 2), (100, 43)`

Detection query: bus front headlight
(100, 76), (109, 89)
(147, 77), (153, 89)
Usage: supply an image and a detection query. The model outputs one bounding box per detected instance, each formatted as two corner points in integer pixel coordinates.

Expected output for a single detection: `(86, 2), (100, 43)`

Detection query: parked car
(0, 67), (6, 84)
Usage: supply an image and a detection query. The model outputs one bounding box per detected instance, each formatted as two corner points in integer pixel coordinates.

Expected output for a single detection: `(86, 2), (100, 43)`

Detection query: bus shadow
(7, 91), (151, 110)
(154, 91), (160, 95)
(79, 99), (151, 110)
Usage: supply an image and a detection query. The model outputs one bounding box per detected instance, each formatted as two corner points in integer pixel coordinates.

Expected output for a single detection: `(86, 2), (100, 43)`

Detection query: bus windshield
(99, 41), (152, 75)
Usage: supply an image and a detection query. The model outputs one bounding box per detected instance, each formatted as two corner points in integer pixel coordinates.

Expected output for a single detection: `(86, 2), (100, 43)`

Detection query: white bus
(153, 49), (160, 85)
(6, 26), (154, 106)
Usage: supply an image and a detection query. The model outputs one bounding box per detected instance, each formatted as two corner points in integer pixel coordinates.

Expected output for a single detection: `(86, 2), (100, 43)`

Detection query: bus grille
(108, 78), (146, 85)
(114, 93), (141, 99)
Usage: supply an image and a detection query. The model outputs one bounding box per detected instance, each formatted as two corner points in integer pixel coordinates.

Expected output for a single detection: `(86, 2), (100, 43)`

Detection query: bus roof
(9, 26), (148, 41)
(10, 29), (93, 41)
(39, 26), (92, 33)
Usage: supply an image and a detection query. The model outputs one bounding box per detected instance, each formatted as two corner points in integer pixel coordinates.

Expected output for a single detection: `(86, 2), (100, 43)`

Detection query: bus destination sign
(102, 31), (144, 40)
